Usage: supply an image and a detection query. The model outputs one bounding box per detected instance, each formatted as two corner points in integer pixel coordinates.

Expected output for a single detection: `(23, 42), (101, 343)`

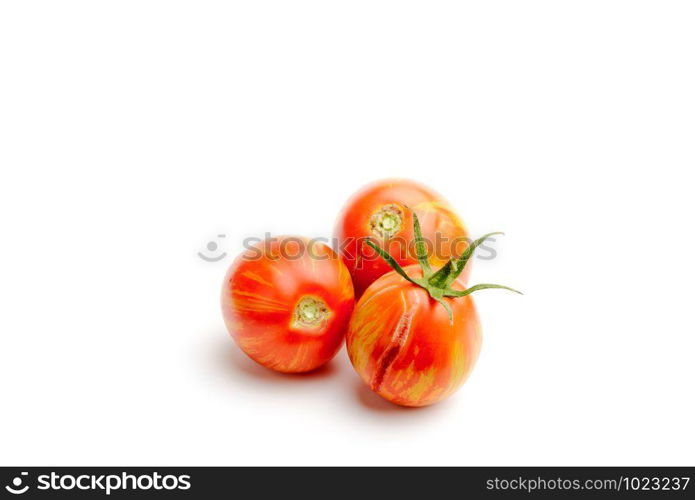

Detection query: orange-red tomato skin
(222, 237), (354, 373)
(334, 179), (470, 298)
(346, 265), (482, 407)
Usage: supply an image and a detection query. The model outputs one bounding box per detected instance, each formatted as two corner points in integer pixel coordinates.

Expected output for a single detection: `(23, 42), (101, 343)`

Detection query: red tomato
(221, 237), (354, 373)
(347, 265), (481, 407)
(346, 211), (520, 406)
(333, 179), (469, 298)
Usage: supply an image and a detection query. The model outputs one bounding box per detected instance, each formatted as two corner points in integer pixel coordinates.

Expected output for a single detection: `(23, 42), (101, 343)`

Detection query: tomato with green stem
(334, 179), (469, 299)
(222, 237), (354, 373)
(346, 211), (520, 407)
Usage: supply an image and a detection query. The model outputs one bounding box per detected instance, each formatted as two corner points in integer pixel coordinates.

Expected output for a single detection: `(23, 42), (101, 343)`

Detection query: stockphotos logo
(3, 471), (191, 496)
(5, 472), (29, 495)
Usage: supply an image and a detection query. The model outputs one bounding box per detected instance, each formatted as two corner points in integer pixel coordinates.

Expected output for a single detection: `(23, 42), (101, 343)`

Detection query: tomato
(333, 179), (469, 298)
(346, 211), (520, 406)
(347, 265), (480, 406)
(221, 237), (355, 373)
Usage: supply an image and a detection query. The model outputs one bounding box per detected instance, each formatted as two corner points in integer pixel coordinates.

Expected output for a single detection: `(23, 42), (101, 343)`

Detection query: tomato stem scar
(369, 204), (404, 239)
(293, 296), (330, 328)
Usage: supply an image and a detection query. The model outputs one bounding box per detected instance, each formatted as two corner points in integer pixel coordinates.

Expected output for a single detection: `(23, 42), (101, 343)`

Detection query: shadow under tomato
(208, 331), (451, 419)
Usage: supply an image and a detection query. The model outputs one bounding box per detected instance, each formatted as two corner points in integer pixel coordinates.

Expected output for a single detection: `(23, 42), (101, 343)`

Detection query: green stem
(366, 208), (521, 323)
(365, 239), (421, 287)
(444, 283), (522, 298)
(410, 209), (432, 278)
(428, 232), (503, 289)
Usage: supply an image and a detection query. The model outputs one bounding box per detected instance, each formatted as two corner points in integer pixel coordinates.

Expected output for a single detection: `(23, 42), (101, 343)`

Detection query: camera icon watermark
(198, 234), (227, 262)
(5, 472), (29, 495)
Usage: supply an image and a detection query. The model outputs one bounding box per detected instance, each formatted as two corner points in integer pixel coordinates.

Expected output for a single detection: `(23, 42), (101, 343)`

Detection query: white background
(1, 1), (694, 466)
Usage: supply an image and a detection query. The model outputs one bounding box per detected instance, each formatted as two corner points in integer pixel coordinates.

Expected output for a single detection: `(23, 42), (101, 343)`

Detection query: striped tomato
(346, 211), (520, 406)
(333, 179), (469, 299)
(222, 237), (354, 373)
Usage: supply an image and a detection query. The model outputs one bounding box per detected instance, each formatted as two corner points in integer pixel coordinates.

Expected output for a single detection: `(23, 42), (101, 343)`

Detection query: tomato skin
(221, 237), (354, 373)
(334, 179), (469, 298)
(346, 265), (481, 407)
